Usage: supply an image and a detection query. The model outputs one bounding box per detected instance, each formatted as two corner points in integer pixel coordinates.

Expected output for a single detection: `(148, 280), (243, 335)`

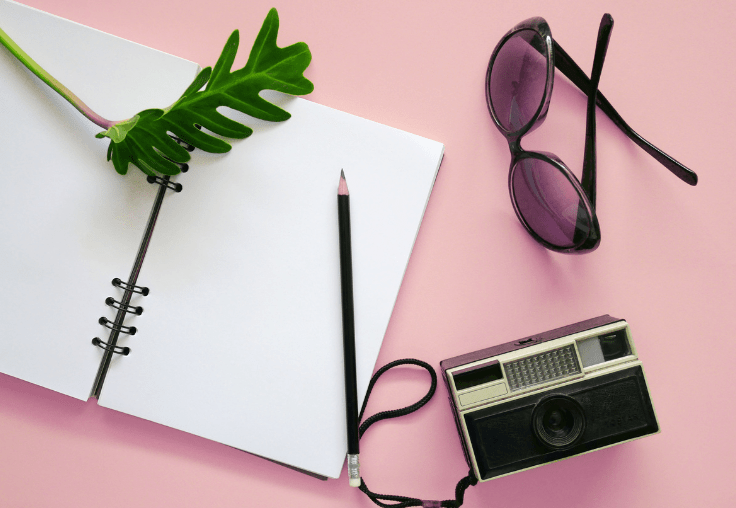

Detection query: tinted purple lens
(489, 30), (548, 132)
(511, 158), (591, 248)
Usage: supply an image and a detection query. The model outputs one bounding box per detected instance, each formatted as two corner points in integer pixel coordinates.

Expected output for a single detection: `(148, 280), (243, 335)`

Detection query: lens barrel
(532, 396), (586, 449)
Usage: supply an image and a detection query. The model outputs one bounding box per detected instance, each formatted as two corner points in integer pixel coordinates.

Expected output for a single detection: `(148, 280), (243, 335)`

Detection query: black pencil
(338, 169), (361, 487)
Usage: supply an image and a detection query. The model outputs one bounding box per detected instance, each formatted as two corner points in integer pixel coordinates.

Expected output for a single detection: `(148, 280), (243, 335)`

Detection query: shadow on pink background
(1, 0), (735, 506)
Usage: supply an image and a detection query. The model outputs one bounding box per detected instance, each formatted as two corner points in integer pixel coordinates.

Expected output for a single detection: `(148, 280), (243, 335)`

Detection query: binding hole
(169, 134), (195, 152)
(105, 296), (143, 315)
(92, 337), (130, 356)
(146, 175), (182, 192)
(99, 316), (137, 335)
(161, 154), (189, 173)
(112, 278), (149, 296)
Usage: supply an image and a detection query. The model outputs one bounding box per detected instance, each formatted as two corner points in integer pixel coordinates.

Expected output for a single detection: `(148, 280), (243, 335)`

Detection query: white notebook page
(97, 93), (443, 478)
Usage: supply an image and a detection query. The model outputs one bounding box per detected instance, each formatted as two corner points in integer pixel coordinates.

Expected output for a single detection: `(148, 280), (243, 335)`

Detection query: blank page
(0, 0), (200, 399)
(98, 92), (444, 478)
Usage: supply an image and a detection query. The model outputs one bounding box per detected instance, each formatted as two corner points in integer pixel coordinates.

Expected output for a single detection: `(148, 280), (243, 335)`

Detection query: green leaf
(95, 115), (139, 143)
(97, 8), (313, 176)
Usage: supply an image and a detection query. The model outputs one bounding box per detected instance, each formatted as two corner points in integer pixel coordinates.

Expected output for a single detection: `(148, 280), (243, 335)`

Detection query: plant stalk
(0, 25), (117, 129)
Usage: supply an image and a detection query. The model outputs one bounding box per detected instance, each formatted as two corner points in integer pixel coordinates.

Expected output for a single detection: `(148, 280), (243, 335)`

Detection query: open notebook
(0, 0), (443, 479)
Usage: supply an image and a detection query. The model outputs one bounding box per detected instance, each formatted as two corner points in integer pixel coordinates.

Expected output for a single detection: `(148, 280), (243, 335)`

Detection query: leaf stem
(0, 25), (117, 129)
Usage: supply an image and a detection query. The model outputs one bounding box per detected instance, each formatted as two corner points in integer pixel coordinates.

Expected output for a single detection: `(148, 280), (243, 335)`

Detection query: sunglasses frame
(486, 16), (698, 253)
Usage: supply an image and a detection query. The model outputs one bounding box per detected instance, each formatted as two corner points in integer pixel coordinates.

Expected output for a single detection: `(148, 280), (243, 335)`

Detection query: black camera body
(440, 315), (659, 481)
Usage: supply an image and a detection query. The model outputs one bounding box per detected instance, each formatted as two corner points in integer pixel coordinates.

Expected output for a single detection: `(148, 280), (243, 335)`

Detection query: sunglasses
(486, 14), (698, 253)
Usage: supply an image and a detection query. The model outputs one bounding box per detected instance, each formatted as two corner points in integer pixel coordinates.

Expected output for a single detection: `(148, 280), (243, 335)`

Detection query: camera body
(440, 315), (659, 481)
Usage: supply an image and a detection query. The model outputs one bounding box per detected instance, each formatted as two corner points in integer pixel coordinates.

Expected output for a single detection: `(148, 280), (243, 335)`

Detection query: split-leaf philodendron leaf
(0, 8), (313, 177)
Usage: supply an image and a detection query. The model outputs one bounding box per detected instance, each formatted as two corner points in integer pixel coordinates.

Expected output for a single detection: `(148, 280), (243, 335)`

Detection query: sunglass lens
(489, 30), (548, 132)
(511, 158), (591, 248)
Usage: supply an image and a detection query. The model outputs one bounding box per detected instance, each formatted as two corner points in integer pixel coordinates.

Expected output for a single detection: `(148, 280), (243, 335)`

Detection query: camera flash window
(578, 336), (606, 367)
(504, 344), (581, 391)
(578, 329), (631, 367)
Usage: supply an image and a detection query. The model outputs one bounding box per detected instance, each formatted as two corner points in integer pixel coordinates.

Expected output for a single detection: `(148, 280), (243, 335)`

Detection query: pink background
(2, 0), (735, 506)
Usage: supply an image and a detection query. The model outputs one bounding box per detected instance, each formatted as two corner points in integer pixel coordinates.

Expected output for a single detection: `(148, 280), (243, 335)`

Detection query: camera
(440, 315), (659, 481)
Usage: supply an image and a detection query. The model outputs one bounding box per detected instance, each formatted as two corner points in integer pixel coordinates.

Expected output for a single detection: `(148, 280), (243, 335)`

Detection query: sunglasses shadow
(503, 211), (599, 301)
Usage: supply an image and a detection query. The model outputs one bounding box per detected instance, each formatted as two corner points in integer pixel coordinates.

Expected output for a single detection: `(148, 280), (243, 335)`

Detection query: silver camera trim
(445, 320), (659, 481)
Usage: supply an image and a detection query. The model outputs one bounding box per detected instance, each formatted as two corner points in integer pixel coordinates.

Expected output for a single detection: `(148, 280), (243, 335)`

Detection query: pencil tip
(338, 169), (349, 195)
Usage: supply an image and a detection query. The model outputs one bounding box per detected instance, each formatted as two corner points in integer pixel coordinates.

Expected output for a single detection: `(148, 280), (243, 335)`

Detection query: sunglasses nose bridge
(508, 137), (523, 155)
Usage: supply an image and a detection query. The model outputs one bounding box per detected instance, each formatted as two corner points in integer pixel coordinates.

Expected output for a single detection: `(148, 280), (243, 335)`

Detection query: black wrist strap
(356, 358), (478, 507)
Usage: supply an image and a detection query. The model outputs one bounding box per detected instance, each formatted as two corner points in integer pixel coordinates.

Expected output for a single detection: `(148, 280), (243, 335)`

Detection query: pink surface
(1, 0), (735, 506)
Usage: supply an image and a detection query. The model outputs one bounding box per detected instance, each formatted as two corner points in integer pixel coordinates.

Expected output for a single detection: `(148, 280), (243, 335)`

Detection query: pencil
(338, 169), (361, 487)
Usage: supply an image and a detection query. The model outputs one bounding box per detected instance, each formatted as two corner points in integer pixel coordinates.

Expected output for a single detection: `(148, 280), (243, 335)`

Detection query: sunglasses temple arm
(581, 14), (614, 208)
(552, 40), (698, 186)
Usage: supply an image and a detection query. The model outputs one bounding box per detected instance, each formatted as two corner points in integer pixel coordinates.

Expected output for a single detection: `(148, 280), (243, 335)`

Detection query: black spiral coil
(146, 175), (182, 192)
(92, 278), (149, 356)
(91, 338), (130, 356)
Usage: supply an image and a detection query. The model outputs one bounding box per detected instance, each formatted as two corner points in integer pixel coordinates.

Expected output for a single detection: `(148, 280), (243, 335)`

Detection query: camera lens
(532, 396), (585, 449)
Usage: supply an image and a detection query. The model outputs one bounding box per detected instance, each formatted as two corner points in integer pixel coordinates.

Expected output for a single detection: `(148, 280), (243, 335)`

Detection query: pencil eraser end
(347, 453), (360, 487)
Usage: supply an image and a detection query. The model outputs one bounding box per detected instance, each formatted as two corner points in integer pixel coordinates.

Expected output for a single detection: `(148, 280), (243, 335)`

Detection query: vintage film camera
(440, 315), (659, 481)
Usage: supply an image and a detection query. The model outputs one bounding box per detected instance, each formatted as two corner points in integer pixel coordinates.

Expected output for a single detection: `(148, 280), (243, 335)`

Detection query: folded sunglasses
(486, 14), (697, 253)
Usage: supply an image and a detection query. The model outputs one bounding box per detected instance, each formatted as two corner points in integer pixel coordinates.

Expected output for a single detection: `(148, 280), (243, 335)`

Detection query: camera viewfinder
(453, 362), (503, 391)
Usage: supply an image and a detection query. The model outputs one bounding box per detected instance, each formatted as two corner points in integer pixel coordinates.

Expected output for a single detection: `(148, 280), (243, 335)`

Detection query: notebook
(0, 0), (444, 479)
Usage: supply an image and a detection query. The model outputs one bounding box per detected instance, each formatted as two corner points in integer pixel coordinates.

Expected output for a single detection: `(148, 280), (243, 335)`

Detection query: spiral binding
(98, 316), (137, 335)
(105, 296), (143, 315)
(161, 159), (189, 173)
(91, 134), (188, 396)
(112, 277), (149, 296)
(170, 134), (196, 152)
(92, 278), (148, 357)
(91, 338), (130, 356)
(147, 175), (183, 192)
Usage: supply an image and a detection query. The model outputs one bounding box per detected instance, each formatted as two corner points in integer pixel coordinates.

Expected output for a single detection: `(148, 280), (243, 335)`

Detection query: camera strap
(356, 358), (478, 508)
